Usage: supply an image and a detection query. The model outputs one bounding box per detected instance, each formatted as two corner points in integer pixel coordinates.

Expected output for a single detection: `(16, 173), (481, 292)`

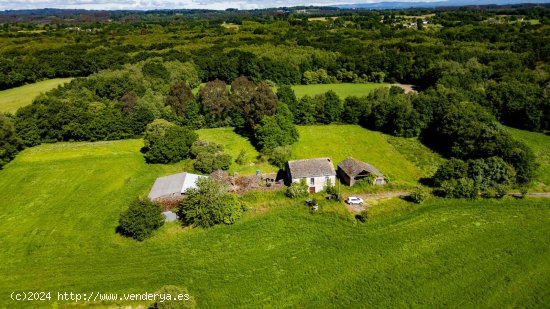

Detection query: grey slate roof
(338, 157), (384, 177)
(287, 157), (336, 179)
(148, 172), (206, 200)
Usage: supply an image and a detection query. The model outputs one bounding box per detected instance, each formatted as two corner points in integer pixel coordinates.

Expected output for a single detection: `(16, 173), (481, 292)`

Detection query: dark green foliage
(355, 210), (369, 223)
(342, 96), (370, 125)
(365, 88), (421, 137)
(439, 178), (479, 199)
(314, 90), (343, 124)
(0, 114), (21, 168)
(231, 77), (277, 130)
(409, 187), (428, 204)
(143, 119), (197, 164)
(286, 179), (309, 199)
(433, 159), (468, 186)
(199, 79), (231, 127)
(117, 198), (164, 241)
(165, 81), (194, 117)
(268, 146), (292, 169)
(466, 157), (515, 190)
(178, 178), (245, 228)
(276, 85), (298, 115)
(254, 103), (299, 153)
(235, 149), (247, 165)
(293, 95), (316, 125)
(142, 60), (170, 80)
(151, 285), (196, 309)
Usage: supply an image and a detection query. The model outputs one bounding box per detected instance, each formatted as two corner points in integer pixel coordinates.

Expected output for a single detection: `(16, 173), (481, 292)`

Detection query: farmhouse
(148, 172), (207, 201)
(337, 157), (386, 186)
(286, 158), (337, 193)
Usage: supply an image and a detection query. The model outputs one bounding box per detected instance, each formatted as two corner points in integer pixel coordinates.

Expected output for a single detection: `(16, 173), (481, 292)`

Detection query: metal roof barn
(148, 172), (206, 201)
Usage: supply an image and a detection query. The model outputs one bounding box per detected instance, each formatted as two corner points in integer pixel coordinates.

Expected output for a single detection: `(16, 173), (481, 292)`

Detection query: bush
(439, 178), (479, 199)
(409, 187), (428, 203)
(235, 149), (247, 165)
(143, 119), (197, 164)
(118, 198), (164, 241)
(268, 146), (292, 169)
(433, 158), (468, 186)
(178, 178), (245, 228)
(194, 152), (232, 174)
(355, 210), (369, 223)
(286, 180), (309, 199)
(151, 285), (196, 309)
(324, 179), (338, 199)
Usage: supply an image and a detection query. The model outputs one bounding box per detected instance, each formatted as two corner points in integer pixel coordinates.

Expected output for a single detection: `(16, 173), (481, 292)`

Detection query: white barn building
(148, 172), (207, 201)
(286, 158), (337, 193)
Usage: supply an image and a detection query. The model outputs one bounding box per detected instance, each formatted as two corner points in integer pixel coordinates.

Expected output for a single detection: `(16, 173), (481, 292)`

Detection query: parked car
(346, 196), (364, 205)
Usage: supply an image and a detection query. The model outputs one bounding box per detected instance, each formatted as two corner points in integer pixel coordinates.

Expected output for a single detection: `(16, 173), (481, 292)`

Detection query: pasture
(0, 78), (73, 114)
(289, 83), (385, 98)
(507, 127), (550, 191)
(0, 139), (549, 308)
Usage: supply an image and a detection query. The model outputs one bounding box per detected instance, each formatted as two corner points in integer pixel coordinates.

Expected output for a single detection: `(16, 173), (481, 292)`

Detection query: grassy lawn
(197, 127), (277, 174)
(291, 125), (439, 186)
(0, 78), (73, 114)
(290, 83), (385, 98)
(0, 139), (549, 308)
(507, 127), (550, 191)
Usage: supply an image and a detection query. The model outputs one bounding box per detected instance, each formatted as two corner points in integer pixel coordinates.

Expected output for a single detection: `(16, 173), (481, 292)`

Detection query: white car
(346, 196), (364, 205)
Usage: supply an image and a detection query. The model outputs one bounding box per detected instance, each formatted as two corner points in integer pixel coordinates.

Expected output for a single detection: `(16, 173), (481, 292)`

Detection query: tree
(342, 96), (370, 124)
(254, 104), (299, 153)
(433, 158), (468, 186)
(293, 95), (316, 124)
(315, 90), (343, 124)
(276, 85), (298, 116)
(439, 178), (479, 199)
(199, 79), (230, 126)
(117, 198), (164, 241)
(143, 119), (197, 164)
(178, 178), (245, 228)
(0, 114), (21, 168)
(268, 146), (292, 169)
(120, 91), (138, 114)
(231, 77), (277, 130)
(165, 80), (194, 117)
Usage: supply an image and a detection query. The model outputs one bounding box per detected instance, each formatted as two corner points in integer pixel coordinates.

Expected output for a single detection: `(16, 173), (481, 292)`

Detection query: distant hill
(337, 0), (550, 9)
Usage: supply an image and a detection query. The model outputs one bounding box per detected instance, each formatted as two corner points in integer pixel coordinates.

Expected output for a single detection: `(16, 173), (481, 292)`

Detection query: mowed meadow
(0, 78), (73, 114)
(0, 125), (549, 308)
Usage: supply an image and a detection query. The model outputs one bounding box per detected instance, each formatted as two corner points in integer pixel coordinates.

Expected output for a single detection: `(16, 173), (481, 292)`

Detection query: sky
(0, 0), (446, 11)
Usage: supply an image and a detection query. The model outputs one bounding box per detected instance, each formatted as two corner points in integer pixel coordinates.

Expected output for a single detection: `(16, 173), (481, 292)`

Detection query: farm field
(197, 127), (276, 174)
(289, 83), (385, 98)
(0, 78), (73, 114)
(507, 127), (550, 191)
(0, 138), (549, 308)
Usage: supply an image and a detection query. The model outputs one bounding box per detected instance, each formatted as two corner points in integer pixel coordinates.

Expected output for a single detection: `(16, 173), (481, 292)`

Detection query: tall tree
(165, 80), (194, 117)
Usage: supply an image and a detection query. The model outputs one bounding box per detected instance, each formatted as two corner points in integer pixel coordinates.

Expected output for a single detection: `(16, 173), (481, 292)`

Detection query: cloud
(0, 0), (443, 11)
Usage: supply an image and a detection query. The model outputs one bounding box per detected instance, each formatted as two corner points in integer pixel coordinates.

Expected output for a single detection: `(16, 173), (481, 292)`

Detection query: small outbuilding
(337, 157), (386, 186)
(148, 172), (207, 201)
(286, 157), (337, 193)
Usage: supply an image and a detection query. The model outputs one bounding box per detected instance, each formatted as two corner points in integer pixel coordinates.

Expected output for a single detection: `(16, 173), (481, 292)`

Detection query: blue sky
(0, 0), (445, 11)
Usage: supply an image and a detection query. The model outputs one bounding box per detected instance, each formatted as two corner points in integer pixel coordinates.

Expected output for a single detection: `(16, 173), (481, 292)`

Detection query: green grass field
(290, 83), (385, 98)
(0, 139), (549, 308)
(292, 125), (441, 186)
(0, 78), (73, 114)
(197, 127), (276, 174)
(507, 127), (550, 191)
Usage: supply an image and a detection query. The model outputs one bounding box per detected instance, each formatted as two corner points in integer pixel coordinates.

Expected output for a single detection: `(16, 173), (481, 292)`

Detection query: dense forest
(0, 5), (549, 193)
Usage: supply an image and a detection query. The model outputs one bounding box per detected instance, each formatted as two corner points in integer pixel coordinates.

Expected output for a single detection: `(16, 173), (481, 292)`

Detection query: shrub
(324, 179), (338, 199)
(178, 178), (245, 228)
(235, 149), (247, 165)
(409, 187), (428, 204)
(433, 158), (468, 186)
(268, 146), (292, 169)
(118, 198), (164, 241)
(356, 210), (369, 223)
(151, 285), (196, 309)
(286, 180), (308, 199)
(439, 178), (479, 199)
(194, 152), (232, 174)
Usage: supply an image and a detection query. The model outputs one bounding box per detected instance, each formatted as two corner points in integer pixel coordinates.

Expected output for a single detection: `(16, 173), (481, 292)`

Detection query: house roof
(338, 157), (384, 177)
(148, 172), (207, 200)
(287, 157), (336, 179)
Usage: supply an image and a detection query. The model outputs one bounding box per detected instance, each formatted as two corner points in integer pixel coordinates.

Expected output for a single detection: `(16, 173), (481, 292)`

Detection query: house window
(310, 177), (315, 185)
